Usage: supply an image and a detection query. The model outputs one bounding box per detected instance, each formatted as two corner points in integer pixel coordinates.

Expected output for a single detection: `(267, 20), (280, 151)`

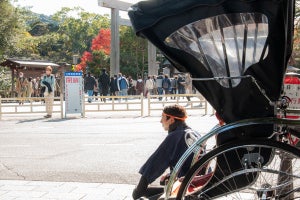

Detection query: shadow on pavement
(16, 117), (77, 124)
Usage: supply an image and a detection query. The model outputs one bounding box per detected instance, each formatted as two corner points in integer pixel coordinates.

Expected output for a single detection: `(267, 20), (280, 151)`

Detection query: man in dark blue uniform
(133, 104), (200, 200)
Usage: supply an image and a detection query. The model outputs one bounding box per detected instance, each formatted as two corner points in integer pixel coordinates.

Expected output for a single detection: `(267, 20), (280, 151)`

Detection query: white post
(110, 8), (120, 75)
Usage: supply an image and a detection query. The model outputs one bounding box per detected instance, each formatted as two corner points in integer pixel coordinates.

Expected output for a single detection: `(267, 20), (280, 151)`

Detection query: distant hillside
(37, 13), (57, 24)
(26, 12), (59, 36)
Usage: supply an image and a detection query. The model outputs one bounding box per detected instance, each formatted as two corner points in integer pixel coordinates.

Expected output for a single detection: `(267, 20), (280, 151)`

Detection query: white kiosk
(64, 72), (83, 117)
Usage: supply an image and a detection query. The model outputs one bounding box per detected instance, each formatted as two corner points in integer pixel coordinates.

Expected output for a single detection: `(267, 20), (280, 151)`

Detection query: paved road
(0, 113), (218, 186)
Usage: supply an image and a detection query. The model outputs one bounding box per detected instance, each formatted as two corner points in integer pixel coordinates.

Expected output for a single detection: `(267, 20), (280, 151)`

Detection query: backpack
(136, 81), (143, 90)
(41, 75), (54, 93)
(163, 79), (169, 89)
(119, 77), (128, 89)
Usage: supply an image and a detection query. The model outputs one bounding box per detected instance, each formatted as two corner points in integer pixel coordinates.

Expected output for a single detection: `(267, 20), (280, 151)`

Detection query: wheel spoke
(176, 140), (300, 200)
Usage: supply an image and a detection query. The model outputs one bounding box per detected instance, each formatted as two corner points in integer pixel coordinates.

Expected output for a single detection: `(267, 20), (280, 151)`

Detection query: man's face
(160, 113), (174, 131)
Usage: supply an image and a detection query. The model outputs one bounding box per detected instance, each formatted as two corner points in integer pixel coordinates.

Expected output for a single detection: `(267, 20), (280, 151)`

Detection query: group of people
(83, 70), (194, 102)
(143, 73), (193, 100)
(16, 72), (44, 104)
(16, 66), (56, 118)
(84, 69), (132, 102)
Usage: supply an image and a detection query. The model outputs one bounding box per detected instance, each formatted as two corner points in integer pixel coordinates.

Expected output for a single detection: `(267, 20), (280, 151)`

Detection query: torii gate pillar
(110, 8), (120, 75)
(98, 0), (158, 76)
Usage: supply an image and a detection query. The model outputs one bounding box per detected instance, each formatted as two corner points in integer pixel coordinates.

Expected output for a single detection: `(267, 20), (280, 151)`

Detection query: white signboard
(64, 72), (83, 115)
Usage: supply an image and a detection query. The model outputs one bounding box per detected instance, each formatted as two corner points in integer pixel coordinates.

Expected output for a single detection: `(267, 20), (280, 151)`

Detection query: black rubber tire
(175, 139), (300, 200)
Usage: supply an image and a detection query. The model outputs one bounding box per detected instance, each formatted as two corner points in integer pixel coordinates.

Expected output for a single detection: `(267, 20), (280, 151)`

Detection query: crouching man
(133, 104), (200, 200)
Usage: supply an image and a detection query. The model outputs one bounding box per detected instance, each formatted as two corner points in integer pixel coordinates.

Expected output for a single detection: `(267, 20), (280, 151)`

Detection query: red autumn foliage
(75, 28), (111, 72)
(91, 29), (111, 55)
(75, 51), (92, 72)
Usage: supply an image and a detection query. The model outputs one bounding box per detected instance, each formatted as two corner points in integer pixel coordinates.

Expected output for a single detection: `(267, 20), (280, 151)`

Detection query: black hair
(163, 104), (187, 132)
(163, 104), (187, 119)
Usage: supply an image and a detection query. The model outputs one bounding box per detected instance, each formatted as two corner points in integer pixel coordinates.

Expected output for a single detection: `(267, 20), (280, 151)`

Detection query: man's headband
(162, 112), (187, 121)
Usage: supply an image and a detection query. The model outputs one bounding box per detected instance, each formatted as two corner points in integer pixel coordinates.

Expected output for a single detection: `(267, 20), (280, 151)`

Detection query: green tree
(0, 67), (11, 97)
(8, 6), (111, 64)
(51, 7), (110, 63)
(6, 6), (50, 59)
(119, 26), (148, 78)
(0, 0), (24, 60)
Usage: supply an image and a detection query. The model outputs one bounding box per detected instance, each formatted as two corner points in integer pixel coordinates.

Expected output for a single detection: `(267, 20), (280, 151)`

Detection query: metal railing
(0, 93), (212, 119)
(0, 96), (64, 119)
(82, 94), (144, 117)
(147, 94), (209, 116)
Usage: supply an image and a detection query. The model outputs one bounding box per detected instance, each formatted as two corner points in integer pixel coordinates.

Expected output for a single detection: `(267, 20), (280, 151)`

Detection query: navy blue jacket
(84, 75), (96, 90)
(139, 124), (194, 183)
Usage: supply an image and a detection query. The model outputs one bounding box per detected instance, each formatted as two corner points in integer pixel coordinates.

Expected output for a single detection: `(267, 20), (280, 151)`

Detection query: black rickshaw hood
(128, 0), (295, 123)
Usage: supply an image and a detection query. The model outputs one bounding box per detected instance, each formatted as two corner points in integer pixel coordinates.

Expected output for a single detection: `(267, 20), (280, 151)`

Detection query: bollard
(140, 93), (144, 117)
(60, 95), (64, 119)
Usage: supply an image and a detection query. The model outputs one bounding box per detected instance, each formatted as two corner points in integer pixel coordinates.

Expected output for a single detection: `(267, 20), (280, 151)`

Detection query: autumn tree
(75, 51), (92, 72)
(8, 6), (111, 64)
(76, 28), (111, 75)
(51, 7), (110, 63)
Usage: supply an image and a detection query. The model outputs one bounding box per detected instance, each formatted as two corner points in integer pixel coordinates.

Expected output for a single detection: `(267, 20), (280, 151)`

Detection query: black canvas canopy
(129, 0), (295, 123)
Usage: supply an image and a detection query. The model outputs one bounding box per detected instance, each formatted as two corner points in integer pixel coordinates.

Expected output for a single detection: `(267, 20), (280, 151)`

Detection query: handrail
(0, 96), (63, 120)
(82, 93), (144, 117)
(0, 94), (211, 118)
(147, 93), (210, 116)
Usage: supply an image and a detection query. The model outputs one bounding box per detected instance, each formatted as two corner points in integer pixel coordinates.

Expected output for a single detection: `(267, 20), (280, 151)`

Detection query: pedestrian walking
(99, 69), (110, 102)
(170, 76), (178, 99)
(84, 72), (96, 103)
(162, 74), (171, 100)
(156, 74), (164, 101)
(117, 73), (129, 101)
(183, 73), (193, 106)
(27, 77), (33, 100)
(177, 74), (185, 96)
(16, 72), (28, 105)
(93, 78), (99, 101)
(145, 76), (154, 98)
(136, 76), (144, 96)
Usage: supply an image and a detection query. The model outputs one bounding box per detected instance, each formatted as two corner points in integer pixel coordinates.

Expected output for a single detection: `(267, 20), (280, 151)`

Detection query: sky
(12, 0), (141, 17)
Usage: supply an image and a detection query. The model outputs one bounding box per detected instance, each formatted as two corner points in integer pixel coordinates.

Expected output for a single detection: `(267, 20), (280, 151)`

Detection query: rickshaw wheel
(176, 139), (300, 200)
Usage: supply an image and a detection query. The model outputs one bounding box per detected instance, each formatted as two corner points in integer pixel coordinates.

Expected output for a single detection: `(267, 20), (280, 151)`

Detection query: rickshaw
(129, 0), (300, 199)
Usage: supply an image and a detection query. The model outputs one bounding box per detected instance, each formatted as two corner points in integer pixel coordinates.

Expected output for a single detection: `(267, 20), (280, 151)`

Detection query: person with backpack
(162, 74), (171, 100)
(40, 66), (56, 118)
(136, 76), (144, 96)
(117, 73), (129, 101)
(98, 69), (110, 102)
(177, 74), (186, 97)
(84, 72), (96, 103)
(156, 74), (164, 101)
(170, 76), (178, 99)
